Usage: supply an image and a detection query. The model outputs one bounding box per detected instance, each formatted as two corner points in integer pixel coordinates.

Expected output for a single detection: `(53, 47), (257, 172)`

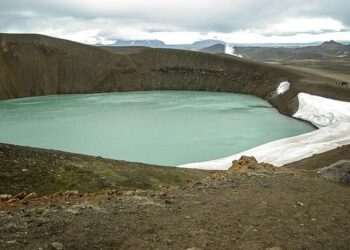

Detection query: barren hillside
(1, 33), (350, 117)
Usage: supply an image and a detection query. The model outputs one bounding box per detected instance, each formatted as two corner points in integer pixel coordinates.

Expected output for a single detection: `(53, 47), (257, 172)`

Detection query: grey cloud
(263, 29), (350, 37)
(0, 0), (349, 39)
(143, 27), (178, 33)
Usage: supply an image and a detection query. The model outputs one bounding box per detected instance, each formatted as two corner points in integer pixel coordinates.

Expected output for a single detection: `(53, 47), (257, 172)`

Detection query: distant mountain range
(96, 39), (350, 49)
(112, 39), (166, 47)
(96, 39), (227, 50)
(96, 39), (350, 61)
(235, 40), (350, 61)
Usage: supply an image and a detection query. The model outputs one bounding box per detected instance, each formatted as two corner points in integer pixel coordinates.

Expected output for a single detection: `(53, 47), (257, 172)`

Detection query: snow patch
(178, 93), (350, 170)
(276, 81), (290, 95)
(293, 93), (350, 128)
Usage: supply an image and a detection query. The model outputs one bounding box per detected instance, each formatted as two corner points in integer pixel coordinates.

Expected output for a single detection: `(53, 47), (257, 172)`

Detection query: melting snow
(294, 93), (350, 128)
(179, 92), (350, 169)
(276, 81), (290, 95)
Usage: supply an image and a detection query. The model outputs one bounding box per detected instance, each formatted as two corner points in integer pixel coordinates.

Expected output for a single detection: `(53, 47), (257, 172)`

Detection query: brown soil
(1, 166), (349, 250)
(1, 145), (350, 250)
(286, 144), (350, 170)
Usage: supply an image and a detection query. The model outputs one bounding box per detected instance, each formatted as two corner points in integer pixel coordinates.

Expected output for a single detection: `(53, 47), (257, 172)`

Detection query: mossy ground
(0, 143), (214, 196)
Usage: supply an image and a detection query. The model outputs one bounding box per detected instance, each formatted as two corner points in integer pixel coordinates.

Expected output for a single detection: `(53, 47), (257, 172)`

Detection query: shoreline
(0, 90), (315, 167)
(0, 33), (350, 170)
(180, 92), (350, 169)
(0, 86), (349, 170)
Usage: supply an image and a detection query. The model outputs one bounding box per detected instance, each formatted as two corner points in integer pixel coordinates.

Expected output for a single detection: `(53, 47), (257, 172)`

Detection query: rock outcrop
(204, 156), (280, 182)
(228, 156), (275, 174)
(317, 160), (350, 184)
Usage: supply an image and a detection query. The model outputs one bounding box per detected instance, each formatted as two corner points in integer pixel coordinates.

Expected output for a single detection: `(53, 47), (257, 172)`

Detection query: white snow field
(293, 93), (350, 128)
(179, 91), (350, 170)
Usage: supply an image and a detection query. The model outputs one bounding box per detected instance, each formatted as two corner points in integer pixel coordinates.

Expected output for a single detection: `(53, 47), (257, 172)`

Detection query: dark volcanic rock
(317, 160), (350, 184)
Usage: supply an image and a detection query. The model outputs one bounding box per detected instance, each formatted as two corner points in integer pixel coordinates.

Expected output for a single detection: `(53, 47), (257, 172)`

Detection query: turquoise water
(0, 91), (315, 166)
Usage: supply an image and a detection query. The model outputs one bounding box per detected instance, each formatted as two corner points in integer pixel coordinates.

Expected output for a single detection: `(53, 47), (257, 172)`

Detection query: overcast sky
(0, 0), (349, 44)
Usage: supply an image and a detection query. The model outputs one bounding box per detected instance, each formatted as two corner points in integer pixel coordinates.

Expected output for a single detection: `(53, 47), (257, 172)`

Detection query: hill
(0, 144), (349, 249)
(235, 40), (350, 61)
(0, 143), (212, 195)
(200, 43), (226, 54)
(1, 33), (349, 118)
(190, 39), (225, 48)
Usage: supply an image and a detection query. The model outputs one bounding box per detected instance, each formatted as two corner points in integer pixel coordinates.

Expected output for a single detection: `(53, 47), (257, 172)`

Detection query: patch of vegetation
(0, 144), (214, 195)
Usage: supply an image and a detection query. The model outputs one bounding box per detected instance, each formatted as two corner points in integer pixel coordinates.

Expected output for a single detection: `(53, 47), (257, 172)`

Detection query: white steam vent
(225, 43), (243, 58)
(225, 43), (234, 55)
(276, 81), (290, 95)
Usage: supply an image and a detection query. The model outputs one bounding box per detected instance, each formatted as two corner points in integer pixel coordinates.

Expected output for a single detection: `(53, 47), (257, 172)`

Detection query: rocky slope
(1, 33), (350, 118)
(1, 148), (349, 250)
(199, 43), (225, 54)
(235, 40), (350, 61)
(0, 143), (213, 196)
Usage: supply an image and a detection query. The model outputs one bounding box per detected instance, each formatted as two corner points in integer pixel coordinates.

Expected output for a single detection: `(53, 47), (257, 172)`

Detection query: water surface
(0, 91), (315, 165)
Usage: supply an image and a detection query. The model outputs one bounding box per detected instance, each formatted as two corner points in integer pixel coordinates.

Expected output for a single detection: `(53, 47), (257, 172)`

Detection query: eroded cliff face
(0, 34), (123, 99)
(1, 33), (349, 116)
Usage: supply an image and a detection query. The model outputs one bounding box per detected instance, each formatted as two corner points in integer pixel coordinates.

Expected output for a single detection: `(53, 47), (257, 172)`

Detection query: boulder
(317, 160), (350, 184)
(228, 156), (275, 174)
